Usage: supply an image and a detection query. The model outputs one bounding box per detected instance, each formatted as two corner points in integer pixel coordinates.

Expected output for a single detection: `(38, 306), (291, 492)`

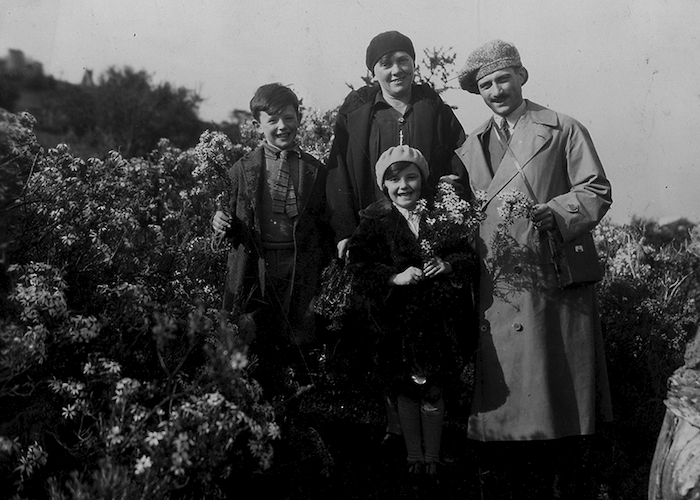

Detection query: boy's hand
(391, 266), (424, 286)
(337, 238), (350, 260)
(423, 257), (452, 278)
(212, 211), (231, 234)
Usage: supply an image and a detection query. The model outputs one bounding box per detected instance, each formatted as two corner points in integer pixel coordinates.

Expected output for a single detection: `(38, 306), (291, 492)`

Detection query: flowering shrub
(16, 442), (48, 481)
(2, 260), (280, 498)
(44, 314), (279, 497)
(0, 109), (43, 265)
(475, 188), (539, 300)
(494, 189), (535, 224)
(297, 106), (336, 163)
(592, 219), (700, 497)
(0, 111), (289, 498)
(0, 105), (699, 499)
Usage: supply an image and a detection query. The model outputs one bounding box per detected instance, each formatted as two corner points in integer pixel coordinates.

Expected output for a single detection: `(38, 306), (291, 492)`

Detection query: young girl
(347, 145), (477, 483)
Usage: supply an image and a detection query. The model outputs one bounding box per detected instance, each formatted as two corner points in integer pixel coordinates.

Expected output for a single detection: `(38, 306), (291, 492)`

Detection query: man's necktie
(500, 117), (511, 143)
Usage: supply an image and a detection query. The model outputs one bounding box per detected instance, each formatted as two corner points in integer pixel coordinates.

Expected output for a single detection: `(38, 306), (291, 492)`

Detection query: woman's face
(384, 163), (422, 210)
(373, 51), (414, 100)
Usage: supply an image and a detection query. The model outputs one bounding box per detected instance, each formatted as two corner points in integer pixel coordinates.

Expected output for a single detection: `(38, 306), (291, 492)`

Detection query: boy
(212, 83), (332, 388)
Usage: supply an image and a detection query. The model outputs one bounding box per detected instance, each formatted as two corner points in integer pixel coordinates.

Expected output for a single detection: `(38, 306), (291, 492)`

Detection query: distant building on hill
(0, 49), (44, 80)
(81, 69), (94, 87)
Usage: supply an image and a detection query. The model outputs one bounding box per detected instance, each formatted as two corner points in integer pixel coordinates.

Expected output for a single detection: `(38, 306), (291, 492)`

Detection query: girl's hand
(423, 257), (452, 278)
(391, 266), (424, 286)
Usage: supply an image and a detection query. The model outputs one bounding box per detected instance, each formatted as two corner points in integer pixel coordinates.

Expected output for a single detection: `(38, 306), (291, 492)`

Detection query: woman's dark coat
(326, 83), (466, 243)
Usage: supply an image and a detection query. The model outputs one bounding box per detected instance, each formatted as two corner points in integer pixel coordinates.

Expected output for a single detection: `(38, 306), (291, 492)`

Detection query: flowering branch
(417, 182), (485, 261)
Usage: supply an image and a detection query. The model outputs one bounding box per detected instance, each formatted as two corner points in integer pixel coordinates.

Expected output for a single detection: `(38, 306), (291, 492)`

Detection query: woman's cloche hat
(365, 30), (415, 72)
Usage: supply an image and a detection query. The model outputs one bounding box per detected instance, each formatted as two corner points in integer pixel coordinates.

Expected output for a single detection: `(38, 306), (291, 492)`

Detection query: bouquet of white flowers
(416, 182), (485, 261)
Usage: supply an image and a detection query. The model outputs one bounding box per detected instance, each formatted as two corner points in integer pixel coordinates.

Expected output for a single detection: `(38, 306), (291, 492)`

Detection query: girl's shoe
(425, 461), (440, 487)
(407, 461), (424, 491)
(407, 461), (424, 475)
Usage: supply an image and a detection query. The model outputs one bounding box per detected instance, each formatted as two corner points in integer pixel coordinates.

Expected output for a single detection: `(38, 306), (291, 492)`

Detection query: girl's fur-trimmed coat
(347, 197), (478, 397)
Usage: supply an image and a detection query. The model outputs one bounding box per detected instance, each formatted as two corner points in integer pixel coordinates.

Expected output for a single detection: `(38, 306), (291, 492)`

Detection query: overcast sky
(2, 0), (698, 225)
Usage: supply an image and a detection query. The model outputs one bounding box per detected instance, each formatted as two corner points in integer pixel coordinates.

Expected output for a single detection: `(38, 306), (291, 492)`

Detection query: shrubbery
(0, 106), (699, 499)
(0, 109), (279, 498)
(593, 220), (700, 496)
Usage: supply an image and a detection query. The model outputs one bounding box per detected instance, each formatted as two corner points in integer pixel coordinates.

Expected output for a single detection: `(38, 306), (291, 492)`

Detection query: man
(455, 39), (613, 499)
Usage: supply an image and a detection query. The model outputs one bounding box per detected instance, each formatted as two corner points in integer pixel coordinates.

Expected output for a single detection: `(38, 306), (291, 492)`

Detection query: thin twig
(19, 152), (40, 196)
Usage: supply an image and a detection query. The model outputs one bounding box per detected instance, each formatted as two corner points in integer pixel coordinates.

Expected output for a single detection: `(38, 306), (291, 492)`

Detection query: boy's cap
(366, 31), (415, 71)
(375, 145), (429, 188)
(458, 39), (526, 94)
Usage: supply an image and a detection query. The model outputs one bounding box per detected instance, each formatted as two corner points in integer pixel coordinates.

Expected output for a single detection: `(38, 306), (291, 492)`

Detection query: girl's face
(384, 163), (422, 210)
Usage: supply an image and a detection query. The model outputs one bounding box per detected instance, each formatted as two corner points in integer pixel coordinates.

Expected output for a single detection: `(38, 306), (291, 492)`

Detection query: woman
(326, 30), (466, 260)
(326, 30), (467, 445)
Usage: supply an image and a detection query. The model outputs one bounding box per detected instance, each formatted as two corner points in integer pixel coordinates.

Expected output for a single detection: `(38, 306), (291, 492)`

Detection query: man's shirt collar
(494, 100), (527, 130)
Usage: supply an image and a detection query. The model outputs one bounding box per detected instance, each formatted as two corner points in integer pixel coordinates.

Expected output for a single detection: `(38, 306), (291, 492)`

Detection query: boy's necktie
(272, 150), (298, 218)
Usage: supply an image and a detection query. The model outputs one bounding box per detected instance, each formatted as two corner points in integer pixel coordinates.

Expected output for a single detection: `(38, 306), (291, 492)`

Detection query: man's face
(477, 67), (526, 117)
(255, 104), (299, 150)
(373, 51), (415, 100)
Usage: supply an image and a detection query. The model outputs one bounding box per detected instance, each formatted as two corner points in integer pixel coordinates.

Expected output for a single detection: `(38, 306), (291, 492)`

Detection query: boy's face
(477, 67), (526, 118)
(255, 104), (299, 150)
(373, 51), (414, 100)
(384, 163), (422, 211)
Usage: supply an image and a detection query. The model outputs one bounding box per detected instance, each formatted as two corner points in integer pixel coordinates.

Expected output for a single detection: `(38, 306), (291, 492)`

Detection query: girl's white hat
(375, 145), (429, 188)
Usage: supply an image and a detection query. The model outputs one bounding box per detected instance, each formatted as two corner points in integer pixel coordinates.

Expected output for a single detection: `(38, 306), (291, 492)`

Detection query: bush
(594, 219), (700, 497)
(1, 107), (699, 499)
(0, 115), (281, 498)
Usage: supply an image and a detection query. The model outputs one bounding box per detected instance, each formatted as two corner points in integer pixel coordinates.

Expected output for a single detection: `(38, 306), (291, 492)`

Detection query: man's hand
(212, 211), (231, 234)
(532, 204), (555, 232)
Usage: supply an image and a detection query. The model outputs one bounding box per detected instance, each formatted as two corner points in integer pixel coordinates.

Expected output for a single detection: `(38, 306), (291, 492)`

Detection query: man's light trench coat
(455, 100), (614, 441)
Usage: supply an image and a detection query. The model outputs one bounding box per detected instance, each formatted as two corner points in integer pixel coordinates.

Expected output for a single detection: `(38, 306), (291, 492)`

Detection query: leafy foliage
(413, 47), (460, 94)
(593, 219), (700, 498)
(3, 65), (205, 159)
(93, 67), (204, 158)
